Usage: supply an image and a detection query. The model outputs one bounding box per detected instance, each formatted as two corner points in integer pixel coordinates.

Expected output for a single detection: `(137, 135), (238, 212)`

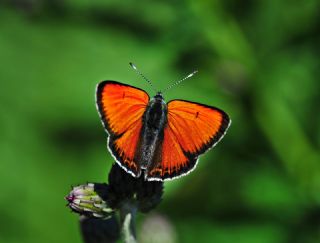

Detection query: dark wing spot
(122, 92), (125, 99)
(195, 111), (199, 118)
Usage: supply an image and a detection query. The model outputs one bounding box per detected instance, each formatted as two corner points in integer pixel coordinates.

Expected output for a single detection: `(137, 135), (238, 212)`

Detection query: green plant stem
(120, 202), (137, 243)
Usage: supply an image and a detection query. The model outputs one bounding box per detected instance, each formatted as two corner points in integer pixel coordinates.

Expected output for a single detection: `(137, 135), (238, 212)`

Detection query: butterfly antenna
(129, 62), (157, 93)
(162, 70), (198, 94)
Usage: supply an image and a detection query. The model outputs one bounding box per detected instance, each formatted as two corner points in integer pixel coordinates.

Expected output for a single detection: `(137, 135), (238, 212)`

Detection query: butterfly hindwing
(147, 99), (230, 180)
(96, 81), (149, 176)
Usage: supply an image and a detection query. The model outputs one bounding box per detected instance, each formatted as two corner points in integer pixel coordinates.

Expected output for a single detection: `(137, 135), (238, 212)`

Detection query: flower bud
(66, 183), (113, 218)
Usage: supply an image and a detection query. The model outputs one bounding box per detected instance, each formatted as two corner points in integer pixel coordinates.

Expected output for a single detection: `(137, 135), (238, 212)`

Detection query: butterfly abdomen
(136, 95), (167, 171)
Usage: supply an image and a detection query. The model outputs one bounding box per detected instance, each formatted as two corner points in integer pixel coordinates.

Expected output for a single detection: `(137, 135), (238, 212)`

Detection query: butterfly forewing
(147, 99), (230, 180)
(96, 81), (149, 176)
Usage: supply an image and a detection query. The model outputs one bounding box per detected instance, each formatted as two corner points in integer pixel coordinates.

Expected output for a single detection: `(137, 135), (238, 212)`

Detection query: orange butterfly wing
(96, 81), (149, 177)
(147, 99), (230, 180)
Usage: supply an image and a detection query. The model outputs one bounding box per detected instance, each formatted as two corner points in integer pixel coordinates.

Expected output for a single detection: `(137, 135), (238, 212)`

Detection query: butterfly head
(154, 91), (163, 100)
(153, 92), (166, 105)
(147, 92), (166, 113)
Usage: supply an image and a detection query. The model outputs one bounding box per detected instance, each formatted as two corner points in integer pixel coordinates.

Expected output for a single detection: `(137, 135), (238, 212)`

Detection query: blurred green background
(1, 0), (320, 242)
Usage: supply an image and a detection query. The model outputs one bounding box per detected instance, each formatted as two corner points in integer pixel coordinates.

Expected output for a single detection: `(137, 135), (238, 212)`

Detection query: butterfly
(96, 63), (231, 181)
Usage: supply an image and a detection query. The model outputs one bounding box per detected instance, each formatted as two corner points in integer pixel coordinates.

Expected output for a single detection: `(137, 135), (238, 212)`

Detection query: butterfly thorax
(136, 93), (167, 172)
